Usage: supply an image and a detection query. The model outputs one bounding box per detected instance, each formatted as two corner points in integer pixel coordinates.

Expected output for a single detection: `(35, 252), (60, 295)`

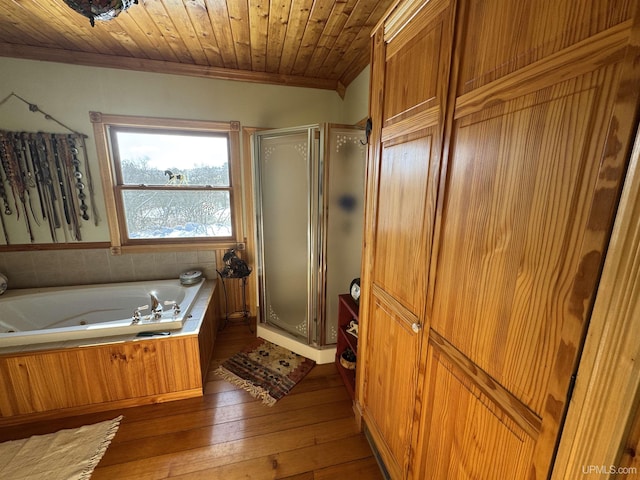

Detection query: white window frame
(91, 112), (243, 253)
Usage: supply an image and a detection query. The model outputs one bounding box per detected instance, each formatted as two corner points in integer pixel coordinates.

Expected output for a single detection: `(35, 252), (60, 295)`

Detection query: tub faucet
(150, 293), (163, 319)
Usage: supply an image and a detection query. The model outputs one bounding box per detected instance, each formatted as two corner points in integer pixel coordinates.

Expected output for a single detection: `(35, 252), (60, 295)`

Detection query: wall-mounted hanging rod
(0, 92), (88, 138)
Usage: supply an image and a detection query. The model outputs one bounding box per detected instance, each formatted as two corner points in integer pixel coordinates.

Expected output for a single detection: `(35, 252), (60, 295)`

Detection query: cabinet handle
(411, 322), (422, 333)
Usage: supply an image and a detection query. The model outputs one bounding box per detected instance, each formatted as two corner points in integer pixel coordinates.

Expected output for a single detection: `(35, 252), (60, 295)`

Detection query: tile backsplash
(0, 248), (217, 289)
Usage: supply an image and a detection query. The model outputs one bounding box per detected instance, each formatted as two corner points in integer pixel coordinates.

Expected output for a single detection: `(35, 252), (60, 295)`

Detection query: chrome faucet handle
(161, 301), (181, 316)
(131, 307), (145, 325)
(167, 301), (181, 315)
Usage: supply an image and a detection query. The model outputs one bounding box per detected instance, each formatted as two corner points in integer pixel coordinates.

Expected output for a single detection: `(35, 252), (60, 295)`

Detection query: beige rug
(0, 416), (122, 480)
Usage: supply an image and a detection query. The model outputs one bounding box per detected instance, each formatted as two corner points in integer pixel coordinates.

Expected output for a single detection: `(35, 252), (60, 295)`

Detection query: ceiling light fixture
(63, 0), (138, 27)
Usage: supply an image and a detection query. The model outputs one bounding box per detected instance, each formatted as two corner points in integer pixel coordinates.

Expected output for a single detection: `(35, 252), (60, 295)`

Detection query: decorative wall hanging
(0, 132), (96, 244)
(0, 93), (98, 244)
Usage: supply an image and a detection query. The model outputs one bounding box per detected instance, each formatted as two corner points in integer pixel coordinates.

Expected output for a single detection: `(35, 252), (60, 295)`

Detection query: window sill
(110, 241), (245, 255)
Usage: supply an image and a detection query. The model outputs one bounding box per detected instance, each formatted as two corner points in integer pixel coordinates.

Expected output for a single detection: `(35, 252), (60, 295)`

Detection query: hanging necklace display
(0, 135), (16, 216)
(24, 133), (47, 224)
(67, 138), (90, 221)
(38, 134), (62, 230)
(50, 135), (71, 232)
(79, 135), (99, 225)
(0, 132), (34, 242)
(0, 135), (15, 245)
(56, 134), (83, 240)
(13, 133), (40, 227)
(0, 93), (98, 244)
(0, 131), (96, 243)
(0, 168), (9, 244)
(0, 151), (12, 216)
(35, 133), (61, 242)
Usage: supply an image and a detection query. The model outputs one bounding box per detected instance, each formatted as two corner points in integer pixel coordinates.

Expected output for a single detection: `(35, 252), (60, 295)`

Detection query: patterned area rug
(0, 415), (122, 480)
(215, 338), (315, 406)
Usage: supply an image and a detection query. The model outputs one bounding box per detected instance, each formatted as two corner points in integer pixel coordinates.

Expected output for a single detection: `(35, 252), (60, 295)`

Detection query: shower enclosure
(253, 124), (365, 353)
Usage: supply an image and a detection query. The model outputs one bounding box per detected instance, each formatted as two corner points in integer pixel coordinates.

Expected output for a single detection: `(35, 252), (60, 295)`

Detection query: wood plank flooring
(0, 322), (383, 479)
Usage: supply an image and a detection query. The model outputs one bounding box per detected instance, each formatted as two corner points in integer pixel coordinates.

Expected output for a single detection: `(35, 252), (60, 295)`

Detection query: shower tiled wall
(0, 248), (217, 289)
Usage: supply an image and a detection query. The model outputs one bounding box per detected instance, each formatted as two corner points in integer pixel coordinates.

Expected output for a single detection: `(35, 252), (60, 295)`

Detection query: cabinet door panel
(359, 2), (454, 478)
(372, 134), (432, 314)
(432, 68), (614, 414)
(418, 348), (536, 479)
(363, 126), (437, 479)
(384, 23), (442, 123)
(416, 1), (639, 476)
(457, 0), (635, 94)
(362, 292), (421, 476)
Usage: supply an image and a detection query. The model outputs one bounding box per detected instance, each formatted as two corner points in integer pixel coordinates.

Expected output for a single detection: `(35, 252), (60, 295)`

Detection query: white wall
(0, 57), (368, 244)
(341, 66), (371, 126)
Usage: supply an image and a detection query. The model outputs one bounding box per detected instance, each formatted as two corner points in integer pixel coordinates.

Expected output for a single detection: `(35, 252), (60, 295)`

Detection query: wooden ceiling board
(143, 0), (195, 63)
(303, 0), (358, 77)
(204, 0), (238, 68)
(36, 0), (126, 56)
(248, 0), (270, 71)
(328, 0), (393, 83)
(161, 0), (210, 65)
(113, 7), (178, 62)
(290, 0), (335, 76)
(265, 0), (292, 73)
(0, 0), (397, 92)
(0, 2), (69, 50)
(182, 0), (224, 66)
(277, 0), (314, 75)
(227, 0), (253, 70)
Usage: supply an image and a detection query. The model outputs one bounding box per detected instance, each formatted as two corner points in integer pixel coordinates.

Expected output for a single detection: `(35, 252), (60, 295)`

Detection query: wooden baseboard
(363, 411), (404, 479)
(353, 399), (364, 431)
(363, 421), (392, 480)
(0, 388), (202, 427)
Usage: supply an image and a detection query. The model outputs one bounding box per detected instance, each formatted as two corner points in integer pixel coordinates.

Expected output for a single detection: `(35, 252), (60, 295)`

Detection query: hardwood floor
(0, 322), (383, 479)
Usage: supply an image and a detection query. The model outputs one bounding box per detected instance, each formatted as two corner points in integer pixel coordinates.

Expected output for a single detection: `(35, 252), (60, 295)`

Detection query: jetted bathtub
(0, 278), (206, 348)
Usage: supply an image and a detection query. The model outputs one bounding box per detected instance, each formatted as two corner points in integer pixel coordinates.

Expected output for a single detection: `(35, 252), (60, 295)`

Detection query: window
(91, 113), (242, 250)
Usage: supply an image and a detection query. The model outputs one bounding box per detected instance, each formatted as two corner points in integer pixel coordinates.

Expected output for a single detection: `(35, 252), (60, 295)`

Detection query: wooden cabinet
(358, 1), (455, 478)
(335, 294), (359, 399)
(357, 1), (640, 479)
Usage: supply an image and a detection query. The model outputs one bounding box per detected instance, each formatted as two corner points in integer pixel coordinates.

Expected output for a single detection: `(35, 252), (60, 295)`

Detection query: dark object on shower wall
(338, 194), (357, 212)
(360, 118), (372, 145)
(0, 131), (97, 244)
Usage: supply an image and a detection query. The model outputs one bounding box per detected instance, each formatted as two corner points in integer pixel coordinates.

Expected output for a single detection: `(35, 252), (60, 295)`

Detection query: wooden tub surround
(0, 280), (220, 427)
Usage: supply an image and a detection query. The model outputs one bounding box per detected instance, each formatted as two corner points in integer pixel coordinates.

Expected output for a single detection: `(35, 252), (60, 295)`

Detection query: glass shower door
(324, 127), (366, 344)
(254, 126), (323, 345)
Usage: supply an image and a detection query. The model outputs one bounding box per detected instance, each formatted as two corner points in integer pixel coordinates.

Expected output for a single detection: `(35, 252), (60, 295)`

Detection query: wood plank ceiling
(0, 0), (397, 96)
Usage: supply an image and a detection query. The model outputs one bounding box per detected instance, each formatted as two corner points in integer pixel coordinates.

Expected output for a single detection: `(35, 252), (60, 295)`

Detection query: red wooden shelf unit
(336, 294), (359, 400)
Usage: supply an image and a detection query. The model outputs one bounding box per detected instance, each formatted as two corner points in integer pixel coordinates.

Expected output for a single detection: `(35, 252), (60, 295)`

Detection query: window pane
(115, 131), (230, 186)
(122, 190), (232, 239)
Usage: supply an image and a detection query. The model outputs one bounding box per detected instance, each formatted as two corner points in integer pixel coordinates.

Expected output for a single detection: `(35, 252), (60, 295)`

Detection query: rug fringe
(214, 366), (277, 406)
(78, 415), (123, 480)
